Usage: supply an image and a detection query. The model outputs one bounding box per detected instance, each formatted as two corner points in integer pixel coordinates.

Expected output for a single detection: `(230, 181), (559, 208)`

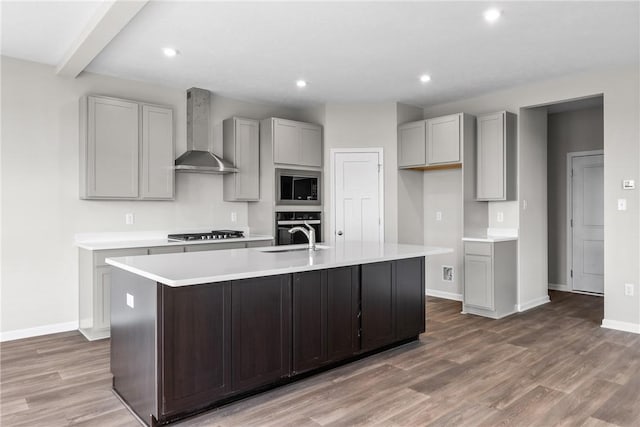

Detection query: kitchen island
(107, 243), (451, 426)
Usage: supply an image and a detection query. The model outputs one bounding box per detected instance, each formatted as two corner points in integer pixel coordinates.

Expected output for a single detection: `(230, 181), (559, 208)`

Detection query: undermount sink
(257, 245), (330, 253)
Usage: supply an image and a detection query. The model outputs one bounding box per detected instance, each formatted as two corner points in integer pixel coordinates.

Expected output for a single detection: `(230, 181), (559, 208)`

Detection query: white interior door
(334, 151), (383, 243)
(571, 154), (604, 293)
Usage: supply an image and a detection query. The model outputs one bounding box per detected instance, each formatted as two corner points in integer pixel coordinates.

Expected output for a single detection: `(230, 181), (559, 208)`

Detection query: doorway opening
(546, 96), (604, 296)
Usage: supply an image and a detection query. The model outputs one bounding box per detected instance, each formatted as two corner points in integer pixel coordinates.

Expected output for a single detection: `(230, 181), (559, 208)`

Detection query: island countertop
(106, 242), (452, 287)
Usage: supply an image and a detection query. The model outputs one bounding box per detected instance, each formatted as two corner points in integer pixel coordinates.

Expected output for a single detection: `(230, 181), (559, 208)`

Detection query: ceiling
(2, 1), (638, 108)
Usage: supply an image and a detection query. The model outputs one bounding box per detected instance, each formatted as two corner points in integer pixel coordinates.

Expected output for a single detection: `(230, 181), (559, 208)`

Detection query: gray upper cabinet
(82, 96), (139, 199)
(299, 123), (322, 167)
(141, 104), (174, 199)
(223, 117), (260, 201)
(398, 120), (426, 167)
(80, 95), (174, 200)
(476, 111), (517, 201)
(273, 118), (322, 167)
(397, 113), (463, 169)
(427, 114), (461, 164)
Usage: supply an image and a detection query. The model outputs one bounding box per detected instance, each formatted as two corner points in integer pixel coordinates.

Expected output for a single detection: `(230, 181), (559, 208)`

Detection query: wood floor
(2, 291), (639, 426)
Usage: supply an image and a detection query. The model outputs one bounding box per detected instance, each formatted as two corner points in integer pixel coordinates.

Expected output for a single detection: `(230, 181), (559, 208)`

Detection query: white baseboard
(0, 321), (78, 342)
(548, 283), (571, 292)
(426, 289), (463, 301)
(601, 319), (640, 334)
(517, 295), (551, 312)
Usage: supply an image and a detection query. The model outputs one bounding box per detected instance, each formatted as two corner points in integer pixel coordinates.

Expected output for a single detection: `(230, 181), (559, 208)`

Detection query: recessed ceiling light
(484, 8), (502, 23)
(296, 80), (307, 88)
(162, 47), (178, 58)
(420, 74), (431, 83)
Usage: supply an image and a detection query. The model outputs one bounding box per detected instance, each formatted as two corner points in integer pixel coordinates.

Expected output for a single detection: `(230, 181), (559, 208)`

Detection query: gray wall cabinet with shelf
(272, 118), (323, 167)
(79, 95), (174, 200)
(476, 111), (517, 201)
(463, 240), (517, 319)
(398, 113), (462, 170)
(398, 120), (426, 167)
(78, 240), (272, 341)
(223, 117), (260, 201)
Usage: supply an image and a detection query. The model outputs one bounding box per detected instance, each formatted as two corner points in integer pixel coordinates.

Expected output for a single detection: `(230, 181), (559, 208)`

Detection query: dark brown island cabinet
(110, 257), (425, 426)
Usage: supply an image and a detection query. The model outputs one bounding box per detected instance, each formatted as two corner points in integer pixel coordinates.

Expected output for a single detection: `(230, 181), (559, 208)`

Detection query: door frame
(566, 149), (604, 293)
(329, 148), (385, 244)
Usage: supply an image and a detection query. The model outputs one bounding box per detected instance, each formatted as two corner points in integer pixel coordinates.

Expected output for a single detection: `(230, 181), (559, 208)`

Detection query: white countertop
(75, 234), (273, 250)
(106, 243), (453, 287)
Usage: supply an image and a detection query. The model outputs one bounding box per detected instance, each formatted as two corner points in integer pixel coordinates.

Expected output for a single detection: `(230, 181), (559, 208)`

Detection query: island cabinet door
(394, 257), (426, 340)
(231, 275), (291, 393)
(292, 270), (327, 374)
(360, 261), (396, 352)
(159, 282), (231, 417)
(292, 266), (360, 374)
(326, 266), (360, 362)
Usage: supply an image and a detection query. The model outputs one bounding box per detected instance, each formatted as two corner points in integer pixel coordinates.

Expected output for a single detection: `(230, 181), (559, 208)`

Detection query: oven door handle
(277, 220), (321, 225)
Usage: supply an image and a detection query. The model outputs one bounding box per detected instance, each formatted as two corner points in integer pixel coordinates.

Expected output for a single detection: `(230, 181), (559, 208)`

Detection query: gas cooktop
(168, 230), (245, 241)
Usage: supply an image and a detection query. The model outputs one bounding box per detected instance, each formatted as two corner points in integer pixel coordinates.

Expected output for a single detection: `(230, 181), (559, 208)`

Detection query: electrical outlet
(125, 213), (134, 225)
(126, 293), (135, 308)
(625, 283), (634, 296)
(436, 211), (442, 221)
(497, 211), (504, 223)
(231, 211), (237, 223)
(442, 266), (454, 282)
(522, 200), (528, 210)
(617, 199), (627, 211)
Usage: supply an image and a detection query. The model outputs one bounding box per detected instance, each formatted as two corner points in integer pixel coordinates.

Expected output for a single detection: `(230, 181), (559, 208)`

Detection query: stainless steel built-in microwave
(276, 168), (321, 205)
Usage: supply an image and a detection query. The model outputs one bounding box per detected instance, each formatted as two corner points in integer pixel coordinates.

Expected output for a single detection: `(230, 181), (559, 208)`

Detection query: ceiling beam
(56, 0), (149, 78)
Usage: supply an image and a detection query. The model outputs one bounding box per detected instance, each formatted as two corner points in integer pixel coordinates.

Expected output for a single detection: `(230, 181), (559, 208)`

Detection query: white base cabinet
(462, 240), (517, 319)
(78, 240), (273, 340)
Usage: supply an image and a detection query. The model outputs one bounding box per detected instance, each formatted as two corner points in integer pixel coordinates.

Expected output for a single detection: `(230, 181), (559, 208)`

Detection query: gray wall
(547, 106), (604, 286)
(321, 102), (399, 243)
(423, 65), (639, 329)
(397, 103), (424, 245)
(0, 56), (311, 336)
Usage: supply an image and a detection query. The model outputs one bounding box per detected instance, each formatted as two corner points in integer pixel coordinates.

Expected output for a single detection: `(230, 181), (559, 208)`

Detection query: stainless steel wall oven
(276, 211), (322, 245)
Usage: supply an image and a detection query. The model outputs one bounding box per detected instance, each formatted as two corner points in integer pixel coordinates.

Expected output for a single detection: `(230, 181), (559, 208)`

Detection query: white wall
(322, 103), (399, 243)
(0, 57), (307, 336)
(547, 106), (603, 286)
(518, 107), (549, 310)
(397, 103), (424, 245)
(423, 170), (464, 298)
(424, 66), (640, 329)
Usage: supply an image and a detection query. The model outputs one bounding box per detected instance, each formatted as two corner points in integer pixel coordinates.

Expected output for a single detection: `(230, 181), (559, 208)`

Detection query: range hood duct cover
(174, 87), (238, 174)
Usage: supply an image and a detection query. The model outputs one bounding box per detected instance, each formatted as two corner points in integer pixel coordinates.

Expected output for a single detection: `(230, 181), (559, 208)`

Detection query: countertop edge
(76, 235), (274, 251)
(106, 247), (453, 287)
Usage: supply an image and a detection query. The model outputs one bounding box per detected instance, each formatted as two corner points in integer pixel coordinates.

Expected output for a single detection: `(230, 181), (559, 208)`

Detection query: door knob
(337, 230), (343, 236)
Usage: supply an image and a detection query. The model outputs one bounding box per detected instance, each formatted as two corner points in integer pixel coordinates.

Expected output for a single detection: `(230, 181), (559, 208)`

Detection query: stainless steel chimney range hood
(174, 87), (238, 174)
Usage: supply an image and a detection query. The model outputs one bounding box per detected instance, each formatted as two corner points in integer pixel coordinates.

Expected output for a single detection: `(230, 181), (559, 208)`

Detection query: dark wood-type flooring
(2, 291), (639, 426)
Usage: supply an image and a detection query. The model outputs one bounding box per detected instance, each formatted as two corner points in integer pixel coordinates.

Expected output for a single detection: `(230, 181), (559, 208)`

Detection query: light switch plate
(497, 211), (504, 223)
(436, 211), (442, 221)
(617, 199), (627, 211)
(625, 284), (634, 297)
(623, 180), (635, 190)
(126, 293), (134, 308)
(125, 213), (134, 225)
